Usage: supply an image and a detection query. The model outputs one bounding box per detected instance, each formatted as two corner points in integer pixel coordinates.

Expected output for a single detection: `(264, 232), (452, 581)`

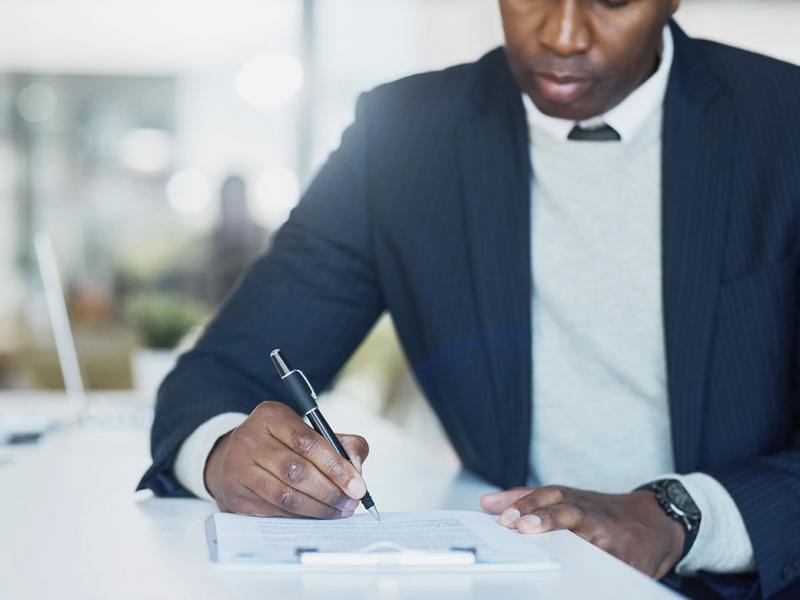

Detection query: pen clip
(284, 369), (318, 400)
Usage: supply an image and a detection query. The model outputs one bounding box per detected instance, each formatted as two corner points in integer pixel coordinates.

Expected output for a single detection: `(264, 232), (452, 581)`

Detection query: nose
(537, 0), (591, 57)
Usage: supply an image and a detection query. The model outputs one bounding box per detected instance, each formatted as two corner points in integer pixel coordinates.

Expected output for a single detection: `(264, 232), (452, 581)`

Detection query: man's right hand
(203, 401), (369, 519)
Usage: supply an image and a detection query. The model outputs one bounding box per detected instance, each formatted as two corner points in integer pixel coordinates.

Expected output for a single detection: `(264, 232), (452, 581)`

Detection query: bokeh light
(166, 168), (212, 214)
(17, 82), (57, 123)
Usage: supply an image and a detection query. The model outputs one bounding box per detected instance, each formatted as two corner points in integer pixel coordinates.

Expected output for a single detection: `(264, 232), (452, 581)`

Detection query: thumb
(338, 434), (369, 474)
(480, 487), (534, 514)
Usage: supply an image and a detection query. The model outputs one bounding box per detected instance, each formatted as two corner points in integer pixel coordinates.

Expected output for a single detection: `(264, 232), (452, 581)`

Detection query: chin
(528, 92), (601, 121)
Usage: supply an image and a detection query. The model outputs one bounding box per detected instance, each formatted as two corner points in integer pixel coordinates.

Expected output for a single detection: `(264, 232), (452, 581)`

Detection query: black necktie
(567, 123), (621, 142)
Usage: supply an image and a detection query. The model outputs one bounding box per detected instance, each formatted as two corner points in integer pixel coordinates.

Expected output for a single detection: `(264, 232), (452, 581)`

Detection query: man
(139, 1), (800, 598)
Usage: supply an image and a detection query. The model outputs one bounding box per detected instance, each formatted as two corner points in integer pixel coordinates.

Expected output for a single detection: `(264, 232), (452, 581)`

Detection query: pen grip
(283, 371), (318, 414)
(307, 409), (350, 461)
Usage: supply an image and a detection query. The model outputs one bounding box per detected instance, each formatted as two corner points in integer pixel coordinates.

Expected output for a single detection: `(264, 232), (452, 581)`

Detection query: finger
(230, 483), (356, 520)
(481, 488), (533, 514)
(267, 409), (367, 500)
(513, 485), (570, 515)
(251, 436), (360, 512)
(516, 502), (585, 534)
(245, 463), (352, 519)
(498, 486), (570, 528)
(219, 482), (292, 518)
(339, 434), (369, 473)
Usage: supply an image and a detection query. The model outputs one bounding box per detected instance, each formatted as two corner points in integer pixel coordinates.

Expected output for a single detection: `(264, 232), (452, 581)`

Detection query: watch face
(665, 480), (701, 521)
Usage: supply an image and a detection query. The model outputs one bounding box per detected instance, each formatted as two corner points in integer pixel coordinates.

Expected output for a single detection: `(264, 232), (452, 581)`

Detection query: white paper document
(206, 510), (560, 572)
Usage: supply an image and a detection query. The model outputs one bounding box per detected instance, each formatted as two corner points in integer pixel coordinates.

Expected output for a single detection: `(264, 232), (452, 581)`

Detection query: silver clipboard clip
(295, 542), (477, 567)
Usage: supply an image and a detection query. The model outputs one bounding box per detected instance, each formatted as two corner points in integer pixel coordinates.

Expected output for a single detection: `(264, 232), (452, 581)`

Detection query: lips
(533, 71), (593, 105)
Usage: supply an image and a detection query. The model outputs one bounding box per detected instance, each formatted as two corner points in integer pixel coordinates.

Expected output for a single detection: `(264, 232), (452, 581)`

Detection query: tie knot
(568, 123), (621, 142)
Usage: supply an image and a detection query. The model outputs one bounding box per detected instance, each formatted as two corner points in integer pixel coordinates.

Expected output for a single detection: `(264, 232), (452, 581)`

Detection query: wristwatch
(637, 479), (702, 562)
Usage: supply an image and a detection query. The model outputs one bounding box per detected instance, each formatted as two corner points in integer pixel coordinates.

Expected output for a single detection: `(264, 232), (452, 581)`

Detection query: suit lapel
(458, 50), (533, 487)
(662, 23), (735, 472)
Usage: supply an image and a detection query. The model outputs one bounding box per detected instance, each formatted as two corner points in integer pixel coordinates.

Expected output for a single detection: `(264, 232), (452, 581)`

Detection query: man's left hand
(481, 486), (685, 579)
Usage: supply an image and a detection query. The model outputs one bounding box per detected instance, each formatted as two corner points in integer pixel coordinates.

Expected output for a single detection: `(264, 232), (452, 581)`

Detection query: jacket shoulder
(356, 48), (506, 126)
(696, 39), (800, 117)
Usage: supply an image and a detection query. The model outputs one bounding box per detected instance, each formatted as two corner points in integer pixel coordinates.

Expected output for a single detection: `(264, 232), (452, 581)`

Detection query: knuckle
(254, 401), (274, 416)
(292, 430), (317, 455)
(277, 486), (298, 512)
(321, 457), (346, 479)
(256, 401), (289, 420)
(285, 461), (306, 484)
(547, 486), (565, 503)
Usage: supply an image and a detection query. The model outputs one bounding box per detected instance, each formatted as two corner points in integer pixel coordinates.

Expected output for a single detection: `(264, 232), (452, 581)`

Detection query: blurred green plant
(125, 293), (209, 350)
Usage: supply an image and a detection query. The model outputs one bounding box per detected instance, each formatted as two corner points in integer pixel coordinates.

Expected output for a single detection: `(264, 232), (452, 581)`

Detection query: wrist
(633, 489), (686, 568)
(203, 431), (233, 501)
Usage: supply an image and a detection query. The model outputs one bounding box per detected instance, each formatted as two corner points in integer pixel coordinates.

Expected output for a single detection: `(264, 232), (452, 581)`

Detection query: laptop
(0, 233), (149, 445)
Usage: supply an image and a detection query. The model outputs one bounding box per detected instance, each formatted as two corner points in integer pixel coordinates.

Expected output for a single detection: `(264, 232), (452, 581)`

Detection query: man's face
(499, 0), (681, 120)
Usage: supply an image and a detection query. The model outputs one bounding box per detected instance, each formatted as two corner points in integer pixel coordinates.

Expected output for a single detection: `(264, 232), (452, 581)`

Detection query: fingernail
(344, 498), (359, 511)
(499, 508), (521, 527)
(518, 514), (542, 533)
(341, 509), (355, 519)
(346, 477), (367, 499)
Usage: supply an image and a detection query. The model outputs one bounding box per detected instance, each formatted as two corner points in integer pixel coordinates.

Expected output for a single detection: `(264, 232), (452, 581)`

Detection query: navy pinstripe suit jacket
(140, 22), (800, 599)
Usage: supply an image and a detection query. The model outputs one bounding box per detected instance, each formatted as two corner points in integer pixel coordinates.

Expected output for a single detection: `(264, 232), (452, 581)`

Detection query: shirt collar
(522, 25), (673, 143)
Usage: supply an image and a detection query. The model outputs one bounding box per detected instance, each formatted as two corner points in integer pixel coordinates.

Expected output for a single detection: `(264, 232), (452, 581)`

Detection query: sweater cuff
(173, 412), (248, 501)
(657, 472), (756, 575)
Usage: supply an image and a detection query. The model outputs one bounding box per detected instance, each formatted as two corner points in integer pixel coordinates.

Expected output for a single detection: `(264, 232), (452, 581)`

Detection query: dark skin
(207, 0), (686, 581)
(206, 402), (370, 520)
(481, 0), (686, 580)
(500, 0), (681, 120)
(480, 486), (685, 580)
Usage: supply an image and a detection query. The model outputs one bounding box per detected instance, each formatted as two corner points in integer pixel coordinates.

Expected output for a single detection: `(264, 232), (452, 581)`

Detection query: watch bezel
(664, 480), (702, 522)
(653, 479), (701, 532)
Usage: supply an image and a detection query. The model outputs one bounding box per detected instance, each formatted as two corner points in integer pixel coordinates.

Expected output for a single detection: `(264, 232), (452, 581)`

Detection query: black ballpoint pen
(270, 348), (380, 521)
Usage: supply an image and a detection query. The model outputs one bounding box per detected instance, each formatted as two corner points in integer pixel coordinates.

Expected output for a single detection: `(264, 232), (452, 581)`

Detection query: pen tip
(368, 506), (380, 522)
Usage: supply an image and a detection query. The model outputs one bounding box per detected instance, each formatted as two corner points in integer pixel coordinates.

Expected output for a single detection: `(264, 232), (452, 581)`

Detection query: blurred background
(1, 0), (798, 435)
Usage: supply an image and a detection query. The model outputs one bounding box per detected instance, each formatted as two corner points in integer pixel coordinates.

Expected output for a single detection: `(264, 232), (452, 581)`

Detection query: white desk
(0, 393), (680, 599)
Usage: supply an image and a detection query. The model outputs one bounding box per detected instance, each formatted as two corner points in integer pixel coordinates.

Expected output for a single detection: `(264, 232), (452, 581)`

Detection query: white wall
(678, 0), (800, 66)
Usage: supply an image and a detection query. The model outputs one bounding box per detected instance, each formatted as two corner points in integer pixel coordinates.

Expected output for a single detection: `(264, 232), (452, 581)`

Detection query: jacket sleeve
(137, 93), (385, 496)
(702, 291), (800, 599)
(705, 444), (800, 597)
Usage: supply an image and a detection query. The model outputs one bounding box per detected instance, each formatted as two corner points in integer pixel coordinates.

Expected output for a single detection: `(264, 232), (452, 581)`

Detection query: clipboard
(205, 512), (561, 572)
(295, 541), (478, 567)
